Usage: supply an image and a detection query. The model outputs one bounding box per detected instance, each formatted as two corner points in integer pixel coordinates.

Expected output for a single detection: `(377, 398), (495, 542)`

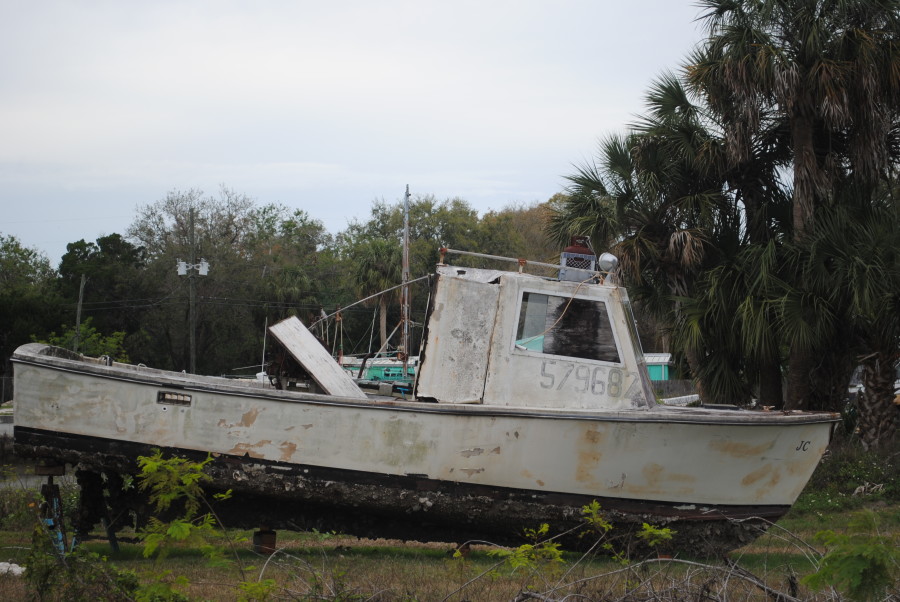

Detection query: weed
(795, 437), (900, 516)
(802, 509), (900, 601)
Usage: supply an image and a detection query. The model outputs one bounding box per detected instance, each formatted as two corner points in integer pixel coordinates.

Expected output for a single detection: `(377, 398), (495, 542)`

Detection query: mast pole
(401, 185), (411, 377)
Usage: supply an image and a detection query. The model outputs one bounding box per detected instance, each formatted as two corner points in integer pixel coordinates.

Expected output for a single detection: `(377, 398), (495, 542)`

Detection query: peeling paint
(228, 439), (272, 459)
(279, 441), (298, 462)
(240, 407), (262, 427)
(460, 447), (484, 457)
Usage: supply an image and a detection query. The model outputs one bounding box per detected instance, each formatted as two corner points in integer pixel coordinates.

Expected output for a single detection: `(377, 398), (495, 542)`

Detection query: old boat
(12, 248), (839, 554)
(339, 353), (418, 384)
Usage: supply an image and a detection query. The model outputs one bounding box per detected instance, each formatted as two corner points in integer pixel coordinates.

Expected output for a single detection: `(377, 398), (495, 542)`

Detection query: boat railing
(439, 248), (565, 273)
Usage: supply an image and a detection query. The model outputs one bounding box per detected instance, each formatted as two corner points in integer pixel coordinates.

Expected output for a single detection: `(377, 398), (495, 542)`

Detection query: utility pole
(401, 185), (411, 377)
(73, 274), (87, 353)
(176, 207), (209, 373)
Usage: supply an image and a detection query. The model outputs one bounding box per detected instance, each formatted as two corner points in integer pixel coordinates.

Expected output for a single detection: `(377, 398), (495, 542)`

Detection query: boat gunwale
(12, 344), (840, 428)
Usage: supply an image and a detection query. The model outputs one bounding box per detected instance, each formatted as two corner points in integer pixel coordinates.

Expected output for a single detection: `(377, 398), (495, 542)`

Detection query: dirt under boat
(12, 249), (839, 555)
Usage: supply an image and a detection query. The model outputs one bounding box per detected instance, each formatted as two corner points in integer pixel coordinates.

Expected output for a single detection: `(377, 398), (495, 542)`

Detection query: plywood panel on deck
(269, 317), (367, 399)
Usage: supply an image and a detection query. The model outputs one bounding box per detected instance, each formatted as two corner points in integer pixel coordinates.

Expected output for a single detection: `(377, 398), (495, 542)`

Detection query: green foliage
(25, 523), (143, 601)
(636, 522), (676, 548)
(137, 450), (212, 516)
(0, 233), (61, 374)
(580, 499), (612, 537)
(0, 483), (39, 531)
(37, 317), (130, 361)
(237, 578), (277, 601)
(489, 523), (565, 577)
(802, 510), (900, 601)
(793, 439), (900, 515)
(135, 450), (233, 563)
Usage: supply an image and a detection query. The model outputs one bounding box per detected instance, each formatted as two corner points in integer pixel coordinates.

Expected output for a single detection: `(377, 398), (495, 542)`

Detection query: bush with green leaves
(802, 510), (899, 601)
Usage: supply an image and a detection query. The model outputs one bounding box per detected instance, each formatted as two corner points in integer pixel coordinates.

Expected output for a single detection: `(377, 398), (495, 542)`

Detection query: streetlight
(176, 258), (209, 373)
(177, 259), (209, 276)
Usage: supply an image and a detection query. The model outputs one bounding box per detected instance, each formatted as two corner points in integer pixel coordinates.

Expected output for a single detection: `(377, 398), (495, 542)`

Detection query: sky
(1, 1), (708, 266)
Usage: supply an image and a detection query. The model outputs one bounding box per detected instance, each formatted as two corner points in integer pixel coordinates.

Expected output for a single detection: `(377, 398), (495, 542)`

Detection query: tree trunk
(785, 111), (821, 411)
(684, 346), (710, 404)
(785, 350), (813, 410)
(791, 112), (817, 240)
(378, 297), (388, 351)
(857, 354), (899, 451)
(757, 358), (783, 408)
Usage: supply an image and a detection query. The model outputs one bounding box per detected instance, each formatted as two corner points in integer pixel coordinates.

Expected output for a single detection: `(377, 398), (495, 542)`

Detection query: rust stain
(240, 407), (262, 427)
(576, 427), (604, 484)
(536, 479), (545, 487)
(746, 464), (782, 501)
(279, 441), (298, 463)
(583, 429), (605, 444)
(490, 446), (501, 455)
(228, 439), (272, 459)
(709, 439), (773, 457)
(521, 469), (534, 479)
(460, 447), (484, 458)
(459, 468), (484, 477)
(616, 464), (696, 496)
(741, 464), (773, 487)
(643, 463), (663, 486)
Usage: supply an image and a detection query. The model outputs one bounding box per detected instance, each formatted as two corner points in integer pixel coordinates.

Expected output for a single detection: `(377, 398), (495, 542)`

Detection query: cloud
(0, 1), (704, 262)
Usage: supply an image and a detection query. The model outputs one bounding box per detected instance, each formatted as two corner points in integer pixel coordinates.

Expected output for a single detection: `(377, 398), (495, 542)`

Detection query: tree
(245, 204), (332, 320)
(549, 74), (751, 403)
(788, 185), (900, 449)
(57, 234), (147, 348)
(0, 234), (61, 375)
(688, 0), (900, 409)
(39, 317), (130, 362)
(125, 188), (269, 373)
(476, 201), (559, 264)
(350, 238), (402, 351)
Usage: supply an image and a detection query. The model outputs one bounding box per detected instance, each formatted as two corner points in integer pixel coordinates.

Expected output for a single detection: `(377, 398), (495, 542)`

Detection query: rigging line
(309, 274), (431, 328)
(374, 322), (403, 356)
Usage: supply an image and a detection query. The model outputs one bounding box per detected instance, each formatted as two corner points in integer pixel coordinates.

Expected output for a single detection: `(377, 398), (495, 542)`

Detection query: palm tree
(351, 238), (402, 351)
(688, 0), (900, 409)
(552, 73), (792, 404)
(786, 184), (900, 448)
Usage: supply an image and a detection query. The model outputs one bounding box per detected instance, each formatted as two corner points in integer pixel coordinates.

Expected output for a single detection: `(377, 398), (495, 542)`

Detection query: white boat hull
(13, 343), (837, 553)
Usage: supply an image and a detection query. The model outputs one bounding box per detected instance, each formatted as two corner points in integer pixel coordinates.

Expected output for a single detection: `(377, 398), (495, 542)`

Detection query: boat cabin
(414, 262), (656, 410)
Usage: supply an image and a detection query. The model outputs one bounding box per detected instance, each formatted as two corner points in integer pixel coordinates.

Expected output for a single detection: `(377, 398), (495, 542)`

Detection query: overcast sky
(1, 1), (707, 265)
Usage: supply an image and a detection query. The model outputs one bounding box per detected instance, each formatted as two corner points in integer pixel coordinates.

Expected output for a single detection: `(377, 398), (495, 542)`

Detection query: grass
(1, 437), (898, 600)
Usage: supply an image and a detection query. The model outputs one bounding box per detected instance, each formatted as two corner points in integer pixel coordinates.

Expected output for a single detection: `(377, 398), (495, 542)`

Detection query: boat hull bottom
(15, 427), (782, 557)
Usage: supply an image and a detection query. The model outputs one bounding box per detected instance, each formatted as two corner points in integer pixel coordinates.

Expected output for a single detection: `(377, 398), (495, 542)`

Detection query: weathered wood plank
(269, 317), (367, 399)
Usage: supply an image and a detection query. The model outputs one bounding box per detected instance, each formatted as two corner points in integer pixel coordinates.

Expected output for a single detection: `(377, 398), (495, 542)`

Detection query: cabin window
(157, 391), (192, 406)
(515, 292), (620, 363)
